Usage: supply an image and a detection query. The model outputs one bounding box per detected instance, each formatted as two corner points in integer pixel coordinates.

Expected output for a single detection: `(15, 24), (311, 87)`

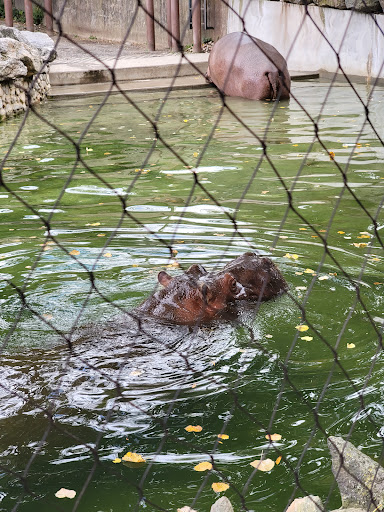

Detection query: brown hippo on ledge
(206, 32), (291, 101)
(135, 268), (245, 326)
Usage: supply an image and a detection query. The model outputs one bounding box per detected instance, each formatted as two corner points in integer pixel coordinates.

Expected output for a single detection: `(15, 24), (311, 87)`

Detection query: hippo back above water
(206, 32), (291, 101)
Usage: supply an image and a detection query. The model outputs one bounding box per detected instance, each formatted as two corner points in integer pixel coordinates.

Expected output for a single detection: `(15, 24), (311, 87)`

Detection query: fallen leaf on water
(70, 250), (80, 256)
(304, 268), (315, 274)
(194, 461), (212, 471)
(299, 228), (307, 231)
(193, 152), (199, 157)
(295, 286), (307, 291)
(55, 488), (76, 499)
(261, 190), (269, 194)
(318, 276), (329, 281)
(97, 234), (106, 237)
(357, 234), (370, 239)
(185, 425), (202, 433)
(191, 383), (197, 389)
(43, 313), (53, 320)
(212, 482), (229, 493)
(276, 456), (282, 465)
(218, 434), (229, 440)
(250, 458), (275, 471)
(347, 343), (356, 349)
(329, 151), (335, 160)
(296, 325), (309, 332)
(337, 231), (345, 234)
(130, 369), (143, 376)
(112, 458), (121, 463)
(265, 433), (282, 442)
(373, 282), (382, 285)
(301, 336), (313, 341)
(353, 243), (367, 248)
(121, 452), (145, 463)
(103, 253), (112, 258)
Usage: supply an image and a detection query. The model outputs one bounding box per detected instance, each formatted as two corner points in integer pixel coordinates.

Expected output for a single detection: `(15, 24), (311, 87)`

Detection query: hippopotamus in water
(206, 32), (290, 101)
(135, 266), (245, 326)
(219, 252), (288, 301)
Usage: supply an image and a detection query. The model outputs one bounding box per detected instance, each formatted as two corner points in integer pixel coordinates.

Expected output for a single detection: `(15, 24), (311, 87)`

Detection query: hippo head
(221, 252), (288, 301)
(137, 269), (243, 325)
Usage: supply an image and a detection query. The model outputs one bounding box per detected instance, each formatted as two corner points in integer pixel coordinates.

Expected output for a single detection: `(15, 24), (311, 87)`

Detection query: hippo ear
(158, 271), (173, 287)
(186, 264), (208, 278)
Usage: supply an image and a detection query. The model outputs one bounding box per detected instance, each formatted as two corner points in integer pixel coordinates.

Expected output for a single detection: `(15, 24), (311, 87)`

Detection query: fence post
(192, 0), (201, 53)
(146, 0), (155, 51)
(171, 0), (180, 52)
(44, 0), (54, 34)
(4, 0), (13, 27)
(167, 0), (172, 49)
(24, 0), (34, 32)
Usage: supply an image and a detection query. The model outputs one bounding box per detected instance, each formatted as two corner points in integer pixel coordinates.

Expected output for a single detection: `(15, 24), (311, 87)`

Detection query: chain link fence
(0, 0), (383, 511)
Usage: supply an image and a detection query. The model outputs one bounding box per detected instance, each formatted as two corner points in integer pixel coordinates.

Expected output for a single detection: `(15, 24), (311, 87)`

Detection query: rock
(344, 0), (382, 11)
(380, 0), (384, 11)
(330, 509), (368, 512)
(328, 436), (384, 511)
(286, 495), (324, 512)
(210, 497), (234, 512)
(0, 38), (42, 80)
(20, 31), (57, 63)
(313, 0), (346, 8)
(0, 26), (29, 44)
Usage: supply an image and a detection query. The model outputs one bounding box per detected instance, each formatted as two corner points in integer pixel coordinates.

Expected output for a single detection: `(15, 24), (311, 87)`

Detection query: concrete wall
(53, 0), (222, 49)
(227, 0), (384, 80)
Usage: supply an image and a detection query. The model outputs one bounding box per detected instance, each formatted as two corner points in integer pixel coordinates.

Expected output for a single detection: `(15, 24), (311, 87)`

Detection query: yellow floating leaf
(299, 228), (307, 231)
(130, 369), (143, 376)
(318, 276), (329, 281)
(103, 253), (112, 258)
(185, 425), (202, 433)
(261, 190), (269, 194)
(265, 334), (273, 339)
(295, 286), (307, 291)
(373, 282), (382, 285)
(97, 234), (106, 237)
(329, 151), (335, 160)
(183, 119), (188, 123)
(276, 455), (282, 465)
(301, 336), (313, 341)
(347, 343), (356, 349)
(212, 482), (229, 493)
(353, 243), (367, 248)
(304, 268), (315, 274)
(296, 325), (309, 332)
(55, 488), (76, 499)
(104, 152), (111, 155)
(265, 433), (282, 442)
(295, 272), (303, 275)
(70, 250), (80, 256)
(121, 452), (145, 463)
(250, 458), (275, 471)
(112, 458), (121, 463)
(218, 434), (229, 440)
(357, 234), (370, 239)
(191, 383), (197, 389)
(43, 313), (53, 320)
(194, 461), (212, 472)
(193, 152), (199, 157)
(337, 231), (345, 234)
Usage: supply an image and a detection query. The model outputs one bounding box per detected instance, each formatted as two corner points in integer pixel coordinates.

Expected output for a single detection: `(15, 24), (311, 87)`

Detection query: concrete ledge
(49, 53), (210, 86)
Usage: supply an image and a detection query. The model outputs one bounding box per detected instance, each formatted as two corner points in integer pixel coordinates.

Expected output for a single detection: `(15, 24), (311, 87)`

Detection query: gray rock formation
(210, 497), (234, 512)
(328, 436), (384, 512)
(0, 38), (42, 80)
(286, 495), (324, 512)
(20, 30), (57, 63)
(344, 0), (382, 10)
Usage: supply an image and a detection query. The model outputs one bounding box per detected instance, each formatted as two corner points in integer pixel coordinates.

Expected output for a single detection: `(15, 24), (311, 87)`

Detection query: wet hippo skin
(206, 32), (291, 101)
(135, 267), (245, 326)
(220, 252), (288, 301)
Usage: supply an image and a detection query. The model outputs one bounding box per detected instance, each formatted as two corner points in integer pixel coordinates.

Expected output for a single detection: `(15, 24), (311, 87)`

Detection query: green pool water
(0, 81), (383, 512)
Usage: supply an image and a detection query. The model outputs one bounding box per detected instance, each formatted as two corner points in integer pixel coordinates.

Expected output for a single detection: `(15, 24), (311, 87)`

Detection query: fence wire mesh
(0, 0), (384, 511)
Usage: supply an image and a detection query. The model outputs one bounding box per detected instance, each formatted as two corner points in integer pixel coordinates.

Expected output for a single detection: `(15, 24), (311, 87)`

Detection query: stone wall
(0, 73), (51, 121)
(0, 27), (55, 121)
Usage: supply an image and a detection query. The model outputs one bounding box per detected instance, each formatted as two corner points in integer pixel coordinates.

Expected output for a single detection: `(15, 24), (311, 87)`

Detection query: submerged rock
(210, 497), (234, 512)
(328, 436), (384, 511)
(286, 495), (324, 512)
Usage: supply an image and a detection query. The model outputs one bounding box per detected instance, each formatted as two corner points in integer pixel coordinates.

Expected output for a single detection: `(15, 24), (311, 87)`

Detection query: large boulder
(328, 436), (384, 511)
(0, 38), (42, 80)
(20, 30), (57, 63)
